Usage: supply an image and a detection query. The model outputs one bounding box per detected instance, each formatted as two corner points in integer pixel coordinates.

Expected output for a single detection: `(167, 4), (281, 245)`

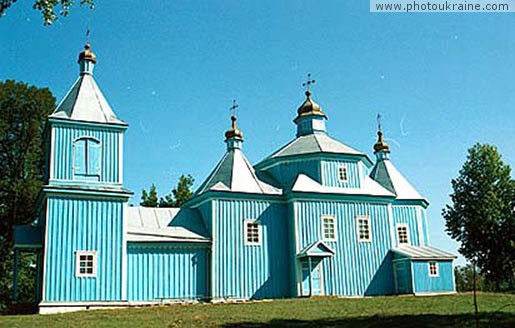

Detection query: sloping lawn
(1, 293), (514, 327)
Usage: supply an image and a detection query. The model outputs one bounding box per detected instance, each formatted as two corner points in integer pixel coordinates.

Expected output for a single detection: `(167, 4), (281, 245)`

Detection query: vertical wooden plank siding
(212, 199), (290, 299)
(127, 244), (208, 301)
(43, 196), (124, 301)
(267, 160), (320, 187)
(51, 125), (122, 184)
(392, 205), (423, 246)
(294, 200), (395, 296)
(320, 160), (361, 188)
(412, 261), (454, 293)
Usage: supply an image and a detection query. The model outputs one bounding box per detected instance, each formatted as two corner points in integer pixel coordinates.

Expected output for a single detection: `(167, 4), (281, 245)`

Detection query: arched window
(74, 137), (101, 180)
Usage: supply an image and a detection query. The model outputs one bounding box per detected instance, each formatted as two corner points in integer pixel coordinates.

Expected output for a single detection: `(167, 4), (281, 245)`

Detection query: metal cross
(377, 113), (382, 132)
(302, 73), (316, 91)
(230, 100), (239, 117)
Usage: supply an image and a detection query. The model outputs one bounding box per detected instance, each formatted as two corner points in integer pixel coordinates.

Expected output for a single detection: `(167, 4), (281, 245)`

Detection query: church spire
(294, 74), (328, 137)
(225, 100), (243, 150)
(373, 114), (390, 159)
(78, 43), (96, 75)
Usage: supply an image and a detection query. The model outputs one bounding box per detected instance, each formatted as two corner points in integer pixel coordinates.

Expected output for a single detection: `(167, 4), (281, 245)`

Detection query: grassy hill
(1, 293), (514, 327)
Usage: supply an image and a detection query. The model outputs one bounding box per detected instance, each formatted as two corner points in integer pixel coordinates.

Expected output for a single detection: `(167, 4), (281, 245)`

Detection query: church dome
(296, 90), (326, 118)
(373, 130), (390, 153)
(78, 44), (96, 63)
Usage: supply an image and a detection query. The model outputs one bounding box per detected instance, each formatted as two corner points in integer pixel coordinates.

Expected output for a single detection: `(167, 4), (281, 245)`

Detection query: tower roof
(49, 44), (126, 125)
(295, 90), (327, 121)
(369, 159), (426, 202)
(195, 148), (282, 196)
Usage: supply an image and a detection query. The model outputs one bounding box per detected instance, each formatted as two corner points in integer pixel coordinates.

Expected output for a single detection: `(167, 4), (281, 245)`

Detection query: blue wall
(392, 205), (425, 246)
(393, 259), (413, 294)
(43, 196), (124, 302)
(293, 200), (395, 296)
(50, 123), (123, 185)
(265, 159), (320, 187)
(127, 243), (208, 301)
(412, 260), (455, 294)
(211, 198), (290, 299)
(320, 159), (362, 188)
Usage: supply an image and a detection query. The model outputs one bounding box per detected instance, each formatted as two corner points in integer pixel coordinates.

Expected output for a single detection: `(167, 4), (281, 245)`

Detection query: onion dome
(78, 43), (96, 63)
(225, 115), (243, 140)
(296, 90), (327, 119)
(373, 129), (390, 153)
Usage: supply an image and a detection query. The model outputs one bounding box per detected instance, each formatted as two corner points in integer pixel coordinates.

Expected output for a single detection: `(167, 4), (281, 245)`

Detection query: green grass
(1, 293), (514, 327)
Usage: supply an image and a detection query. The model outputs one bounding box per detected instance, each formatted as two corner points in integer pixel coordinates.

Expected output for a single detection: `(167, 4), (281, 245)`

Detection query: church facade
(13, 45), (456, 314)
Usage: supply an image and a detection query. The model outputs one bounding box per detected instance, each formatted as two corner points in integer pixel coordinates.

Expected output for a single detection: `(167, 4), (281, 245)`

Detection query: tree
(0, 80), (55, 308)
(454, 264), (494, 292)
(0, 0), (94, 25)
(159, 174), (195, 207)
(140, 184), (158, 207)
(443, 143), (515, 291)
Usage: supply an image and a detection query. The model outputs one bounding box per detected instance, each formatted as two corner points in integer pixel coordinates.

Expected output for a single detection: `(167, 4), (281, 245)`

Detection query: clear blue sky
(2, 1), (515, 265)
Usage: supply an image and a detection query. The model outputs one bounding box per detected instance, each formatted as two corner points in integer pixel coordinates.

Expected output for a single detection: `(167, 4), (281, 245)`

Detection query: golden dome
(373, 130), (390, 153)
(78, 44), (97, 63)
(225, 115), (243, 140)
(296, 90), (327, 119)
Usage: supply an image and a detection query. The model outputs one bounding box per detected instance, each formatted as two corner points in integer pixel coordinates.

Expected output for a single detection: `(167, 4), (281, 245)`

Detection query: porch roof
(297, 240), (335, 258)
(392, 245), (457, 260)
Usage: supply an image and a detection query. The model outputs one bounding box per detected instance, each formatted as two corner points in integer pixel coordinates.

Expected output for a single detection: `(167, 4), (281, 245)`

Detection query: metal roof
(392, 245), (457, 260)
(50, 74), (126, 125)
(370, 159), (426, 201)
(291, 173), (395, 198)
(127, 207), (209, 243)
(195, 148), (282, 196)
(267, 133), (363, 159)
(297, 240), (335, 258)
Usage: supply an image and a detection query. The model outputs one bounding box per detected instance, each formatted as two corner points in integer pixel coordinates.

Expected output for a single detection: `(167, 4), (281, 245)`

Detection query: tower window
(338, 165), (348, 182)
(322, 215), (336, 241)
(244, 220), (261, 245)
(357, 216), (371, 242)
(74, 137), (101, 180)
(429, 261), (439, 277)
(75, 251), (97, 278)
(397, 224), (410, 245)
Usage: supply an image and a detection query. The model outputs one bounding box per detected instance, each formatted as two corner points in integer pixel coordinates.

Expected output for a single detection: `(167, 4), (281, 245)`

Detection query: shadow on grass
(221, 313), (515, 328)
(1, 303), (38, 315)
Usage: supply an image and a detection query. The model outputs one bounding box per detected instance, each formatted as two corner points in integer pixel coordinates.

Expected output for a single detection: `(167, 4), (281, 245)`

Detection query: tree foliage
(0, 80), (55, 308)
(140, 175), (195, 208)
(443, 143), (515, 291)
(140, 184), (158, 207)
(454, 264), (495, 292)
(0, 0), (94, 25)
(160, 174), (195, 207)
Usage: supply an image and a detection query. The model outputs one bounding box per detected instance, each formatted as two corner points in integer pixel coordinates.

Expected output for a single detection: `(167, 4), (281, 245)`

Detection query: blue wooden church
(14, 45), (456, 313)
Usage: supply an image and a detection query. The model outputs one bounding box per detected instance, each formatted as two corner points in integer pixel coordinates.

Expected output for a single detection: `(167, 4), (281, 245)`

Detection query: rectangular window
(245, 220), (261, 245)
(397, 224), (410, 245)
(429, 261), (439, 277)
(338, 165), (348, 182)
(74, 137), (101, 181)
(75, 251), (97, 278)
(322, 215), (336, 241)
(357, 216), (371, 242)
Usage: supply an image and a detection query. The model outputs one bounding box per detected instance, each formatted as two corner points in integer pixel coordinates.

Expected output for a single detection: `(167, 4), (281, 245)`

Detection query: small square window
(338, 166), (348, 182)
(322, 216), (336, 241)
(357, 216), (371, 242)
(429, 261), (439, 277)
(397, 225), (410, 245)
(245, 220), (261, 245)
(75, 251), (97, 278)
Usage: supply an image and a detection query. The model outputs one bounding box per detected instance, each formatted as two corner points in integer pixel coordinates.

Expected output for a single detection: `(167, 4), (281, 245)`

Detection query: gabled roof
(291, 174), (395, 198)
(127, 207), (209, 243)
(266, 133), (364, 160)
(370, 159), (426, 202)
(195, 148), (282, 196)
(49, 74), (126, 125)
(297, 240), (335, 258)
(392, 245), (457, 260)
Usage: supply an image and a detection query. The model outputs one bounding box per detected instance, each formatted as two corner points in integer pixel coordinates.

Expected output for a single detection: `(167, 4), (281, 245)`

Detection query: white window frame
(428, 261), (439, 277)
(321, 215), (337, 241)
(244, 220), (261, 246)
(75, 250), (98, 278)
(356, 216), (371, 242)
(338, 165), (348, 182)
(396, 224), (410, 245)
